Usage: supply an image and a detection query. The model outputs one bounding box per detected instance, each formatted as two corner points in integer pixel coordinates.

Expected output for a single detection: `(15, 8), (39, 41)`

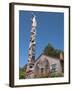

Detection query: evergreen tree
(43, 43), (64, 58)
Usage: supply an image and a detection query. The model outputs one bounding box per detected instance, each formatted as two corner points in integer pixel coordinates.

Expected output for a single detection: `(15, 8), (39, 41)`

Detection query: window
(41, 68), (44, 73)
(51, 64), (56, 72)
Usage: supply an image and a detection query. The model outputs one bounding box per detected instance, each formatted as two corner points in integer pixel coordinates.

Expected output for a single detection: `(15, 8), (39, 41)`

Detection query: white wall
(0, 0), (72, 90)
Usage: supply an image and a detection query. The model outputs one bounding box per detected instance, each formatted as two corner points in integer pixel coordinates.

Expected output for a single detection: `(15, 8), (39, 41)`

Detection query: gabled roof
(35, 53), (64, 62)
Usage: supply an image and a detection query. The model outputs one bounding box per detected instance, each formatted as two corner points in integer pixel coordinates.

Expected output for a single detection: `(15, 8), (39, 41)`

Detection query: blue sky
(19, 10), (64, 68)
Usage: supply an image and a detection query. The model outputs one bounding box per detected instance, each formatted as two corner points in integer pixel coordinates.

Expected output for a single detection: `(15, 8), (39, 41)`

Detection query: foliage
(43, 43), (64, 58)
(50, 72), (63, 77)
(19, 64), (27, 79)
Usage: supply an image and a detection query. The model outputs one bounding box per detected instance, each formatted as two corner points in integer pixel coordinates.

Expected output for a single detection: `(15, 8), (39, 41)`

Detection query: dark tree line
(43, 43), (64, 58)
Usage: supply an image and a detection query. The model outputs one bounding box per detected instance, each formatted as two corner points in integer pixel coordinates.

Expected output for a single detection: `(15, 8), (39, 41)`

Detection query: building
(33, 53), (64, 78)
(26, 53), (64, 78)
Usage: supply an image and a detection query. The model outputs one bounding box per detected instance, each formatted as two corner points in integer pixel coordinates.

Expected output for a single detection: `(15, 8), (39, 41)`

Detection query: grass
(19, 67), (64, 79)
(50, 72), (64, 78)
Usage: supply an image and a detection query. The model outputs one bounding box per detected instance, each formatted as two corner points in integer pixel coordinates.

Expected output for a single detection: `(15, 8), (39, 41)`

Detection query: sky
(19, 10), (64, 68)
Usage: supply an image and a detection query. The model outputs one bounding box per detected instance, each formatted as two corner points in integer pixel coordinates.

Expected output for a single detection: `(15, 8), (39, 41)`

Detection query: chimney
(60, 52), (64, 60)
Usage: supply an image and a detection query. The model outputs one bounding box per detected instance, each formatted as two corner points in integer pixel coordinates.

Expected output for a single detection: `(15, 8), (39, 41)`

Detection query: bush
(19, 68), (26, 79)
(50, 72), (63, 77)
